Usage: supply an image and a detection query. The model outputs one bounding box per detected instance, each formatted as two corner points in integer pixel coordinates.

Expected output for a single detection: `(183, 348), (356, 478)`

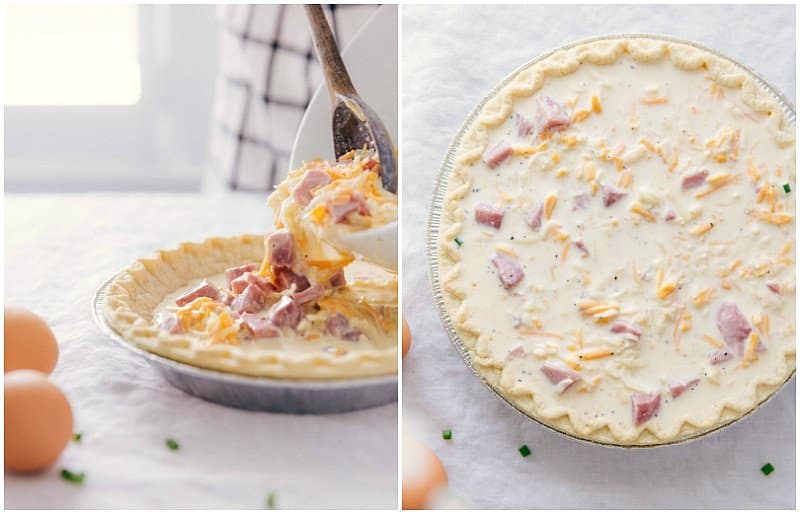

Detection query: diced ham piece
(266, 296), (303, 329)
(610, 318), (643, 339)
(540, 364), (581, 393)
(573, 240), (590, 258)
(716, 302), (751, 346)
(240, 314), (280, 338)
(159, 315), (183, 334)
(491, 253), (525, 289)
(225, 264), (256, 288)
(292, 169), (331, 206)
(266, 230), (295, 267)
(231, 273), (274, 296)
(329, 193), (370, 223)
(766, 281), (781, 294)
(525, 203), (544, 232)
(474, 203), (504, 229)
(247, 273), (275, 296)
(230, 284), (266, 314)
(535, 95), (571, 134)
(273, 267), (310, 293)
(573, 192), (592, 210)
(601, 184), (627, 207)
(175, 280), (220, 307)
(483, 141), (513, 169)
(220, 292), (235, 306)
(516, 112), (535, 136)
(631, 392), (661, 426)
(292, 284), (325, 305)
(329, 270), (346, 288)
(681, 169), (709, 190)
(669, 378), (700, 398)
(506, 345), (526, 361)
(709, 349), (734, 365)
(230, 275), (249, 294)
(325, 313), (361, 342)
(664, 209), (677, 222)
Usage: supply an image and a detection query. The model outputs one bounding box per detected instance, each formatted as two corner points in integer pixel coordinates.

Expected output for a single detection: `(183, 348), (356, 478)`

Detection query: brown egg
(402, 438), (448, 509)
(4, 307), (59, 374)
(5, 370), (73, 472)
(402, 318), (411, 358)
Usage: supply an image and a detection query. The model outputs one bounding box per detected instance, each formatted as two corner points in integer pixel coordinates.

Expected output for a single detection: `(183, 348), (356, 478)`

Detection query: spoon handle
(305, 4), (357, 102)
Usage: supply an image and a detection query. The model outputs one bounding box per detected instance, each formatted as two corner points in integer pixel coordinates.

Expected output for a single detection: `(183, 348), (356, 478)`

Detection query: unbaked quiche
(437, 37), (795, 445)
(104, 150), (398, 379)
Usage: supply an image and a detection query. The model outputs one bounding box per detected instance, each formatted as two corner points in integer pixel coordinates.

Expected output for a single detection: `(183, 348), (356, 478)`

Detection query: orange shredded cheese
(544, 193), (558, 220)
(578, 347), (614, 360)
(657, 282), (677, 300)
(703, 334), (724, 348)
(572, 109), (591, 123)
(630, 203), (656, 222)
(692, 287), (714, 307)
(689, 221), (715, 236)
(741, 333), (760, 368)
(640, 96), (668, 105)
(752, 210), (793, 225)
(591, 95), (602, 113)
(695, 173), (737, 198)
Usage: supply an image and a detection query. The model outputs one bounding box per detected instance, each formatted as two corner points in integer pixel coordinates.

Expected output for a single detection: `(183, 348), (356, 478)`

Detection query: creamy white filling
(452, 58), (795, 434)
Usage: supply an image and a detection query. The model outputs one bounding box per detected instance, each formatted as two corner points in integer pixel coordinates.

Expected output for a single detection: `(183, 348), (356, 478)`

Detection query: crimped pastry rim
(427, 34), (796, 447)
(101, 233), (398, 380)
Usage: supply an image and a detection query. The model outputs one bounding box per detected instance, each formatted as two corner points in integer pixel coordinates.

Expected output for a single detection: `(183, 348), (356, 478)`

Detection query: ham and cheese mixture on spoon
(155, 150), (397, 361)
(440, 40), (795, 444)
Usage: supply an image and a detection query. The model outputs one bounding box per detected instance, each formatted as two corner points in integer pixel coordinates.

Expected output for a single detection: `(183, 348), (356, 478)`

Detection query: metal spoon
(304, 5), (398, 271)
(304, 4), (397, 194)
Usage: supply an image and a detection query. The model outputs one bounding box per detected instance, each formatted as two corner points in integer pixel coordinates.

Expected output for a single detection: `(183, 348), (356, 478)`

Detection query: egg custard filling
(438, 38), (795, 445)
(104, 150), (397, 379)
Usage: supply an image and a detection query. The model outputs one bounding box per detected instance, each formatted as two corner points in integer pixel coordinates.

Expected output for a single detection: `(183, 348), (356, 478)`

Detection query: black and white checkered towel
(208, 4), (378, 192)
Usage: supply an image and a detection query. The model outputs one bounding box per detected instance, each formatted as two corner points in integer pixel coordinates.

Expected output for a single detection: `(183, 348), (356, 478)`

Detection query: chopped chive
(72, 432), (83, 443)
(166, 438), (180, 451)
(60, 469), (86, 484)
(266, 491), (277, 509)
(518, 444), (531, 457)
(442, 429), (452, 440)
(761, 463), (775, 476)
(783, 183), (791, 194)
(454, 237), (464, 247)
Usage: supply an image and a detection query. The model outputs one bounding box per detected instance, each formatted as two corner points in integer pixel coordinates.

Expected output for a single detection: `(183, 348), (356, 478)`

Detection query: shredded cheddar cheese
(689, 221), (715, 236)
(630, 203), (656, 222)
(702, 334), (724, 348)
(578, 347), (614, 360)
(640, 96), (668, 105)
(544, 193), (558, 220)
(752, 210), (793, 225)
(692, 287), (715, 307)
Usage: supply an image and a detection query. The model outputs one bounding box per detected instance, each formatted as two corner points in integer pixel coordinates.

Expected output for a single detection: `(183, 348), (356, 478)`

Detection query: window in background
(5, 5), (141, 106)
(4, 5), (218, 192)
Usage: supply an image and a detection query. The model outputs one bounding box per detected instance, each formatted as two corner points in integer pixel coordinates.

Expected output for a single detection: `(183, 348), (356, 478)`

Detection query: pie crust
(103, 234), (397, 380)
(437, 37), (795, 445)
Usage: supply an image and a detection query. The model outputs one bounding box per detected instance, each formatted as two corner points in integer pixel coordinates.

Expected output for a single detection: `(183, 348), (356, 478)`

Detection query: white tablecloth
(401, 4), (795, 509)
(4, 193), (397, 509)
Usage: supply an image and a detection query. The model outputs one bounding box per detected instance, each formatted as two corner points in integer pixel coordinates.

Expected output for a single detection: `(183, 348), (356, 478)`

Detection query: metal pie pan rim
(426, 33), (796, 449)
(93, 270), (397, 392)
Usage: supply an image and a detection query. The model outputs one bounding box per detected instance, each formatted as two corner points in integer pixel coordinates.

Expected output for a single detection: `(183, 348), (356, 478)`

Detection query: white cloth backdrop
(401, 4), (795, 509)
(4, 194), (397, 509)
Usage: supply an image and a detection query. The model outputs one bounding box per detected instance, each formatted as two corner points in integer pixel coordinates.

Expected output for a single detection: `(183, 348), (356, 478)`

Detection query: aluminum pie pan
(426, 33), (796, 448)
(93, 272), (397, 414)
